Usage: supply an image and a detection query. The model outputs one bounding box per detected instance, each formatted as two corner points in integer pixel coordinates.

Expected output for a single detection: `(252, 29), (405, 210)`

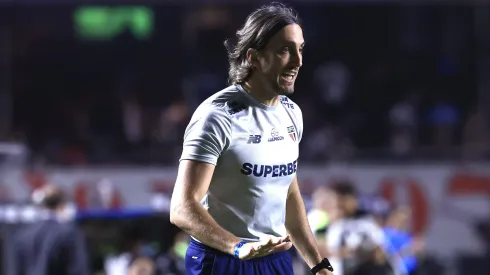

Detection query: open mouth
(281, 70), (297, 82)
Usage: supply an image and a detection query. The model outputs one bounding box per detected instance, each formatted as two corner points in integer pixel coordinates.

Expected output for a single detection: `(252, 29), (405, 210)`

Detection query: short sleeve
(180, 105), (232, 165)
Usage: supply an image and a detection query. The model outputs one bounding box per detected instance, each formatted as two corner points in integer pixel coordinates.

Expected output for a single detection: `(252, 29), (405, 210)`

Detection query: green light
(74, 6), (154, 40)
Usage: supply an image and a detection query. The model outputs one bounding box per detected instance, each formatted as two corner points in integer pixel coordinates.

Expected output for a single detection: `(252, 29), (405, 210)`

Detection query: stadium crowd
(8, 4), (486, 166)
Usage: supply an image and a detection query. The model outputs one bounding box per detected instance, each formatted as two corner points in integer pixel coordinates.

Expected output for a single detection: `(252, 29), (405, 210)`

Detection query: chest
(220, 107), (299, 178)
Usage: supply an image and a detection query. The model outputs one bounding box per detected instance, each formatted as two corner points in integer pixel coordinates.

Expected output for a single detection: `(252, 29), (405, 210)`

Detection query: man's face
(339, 194), (358, 215)
(256, 24), (304, 95)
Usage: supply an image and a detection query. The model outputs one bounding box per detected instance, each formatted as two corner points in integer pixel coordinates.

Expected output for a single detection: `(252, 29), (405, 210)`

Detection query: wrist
(228, 239), (244, 255)
(310, 258), (334, 274)
(308, 254), (324, 269)
(233, 241), (247, 259)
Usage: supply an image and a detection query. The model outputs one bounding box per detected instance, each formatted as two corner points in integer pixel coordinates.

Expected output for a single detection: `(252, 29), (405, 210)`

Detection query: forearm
(285, 182), (323, 268)
(170, 200), (242, 255)
(286, 209), (323, 268)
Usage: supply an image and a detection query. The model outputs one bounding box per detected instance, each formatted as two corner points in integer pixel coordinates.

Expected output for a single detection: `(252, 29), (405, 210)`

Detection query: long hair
(224, 3), (301, 84)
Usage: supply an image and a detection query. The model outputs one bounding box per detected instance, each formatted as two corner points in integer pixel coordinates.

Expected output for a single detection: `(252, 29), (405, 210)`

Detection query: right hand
(237, 235), (292, 260)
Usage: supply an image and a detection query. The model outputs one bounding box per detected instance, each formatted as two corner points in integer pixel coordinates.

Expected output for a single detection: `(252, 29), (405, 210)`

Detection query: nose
(291, 50), (303, 68)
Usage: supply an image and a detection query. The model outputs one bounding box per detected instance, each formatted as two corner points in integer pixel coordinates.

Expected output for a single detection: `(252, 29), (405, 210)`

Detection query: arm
(67, 227), (91, 275)
(170, 104), (242, 254)
(170, 159), (242, 254)
(285, 176), (330, 272)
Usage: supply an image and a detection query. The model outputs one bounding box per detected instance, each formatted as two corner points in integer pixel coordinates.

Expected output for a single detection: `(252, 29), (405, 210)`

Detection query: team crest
(287, 126), (296, 142)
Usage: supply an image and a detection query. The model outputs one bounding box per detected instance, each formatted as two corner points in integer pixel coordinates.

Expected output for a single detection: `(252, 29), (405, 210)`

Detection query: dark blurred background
(0, 0), (489, 274)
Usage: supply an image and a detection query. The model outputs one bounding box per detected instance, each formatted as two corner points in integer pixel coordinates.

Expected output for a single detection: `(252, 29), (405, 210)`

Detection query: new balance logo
(247, 135), (262, 144)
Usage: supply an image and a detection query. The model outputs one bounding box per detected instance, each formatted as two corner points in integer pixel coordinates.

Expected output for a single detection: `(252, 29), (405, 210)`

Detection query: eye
(280, 46), (290, 53)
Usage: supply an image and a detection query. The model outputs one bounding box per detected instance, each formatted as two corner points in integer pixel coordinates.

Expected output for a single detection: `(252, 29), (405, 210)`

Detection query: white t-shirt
(180, 84), (303, 241)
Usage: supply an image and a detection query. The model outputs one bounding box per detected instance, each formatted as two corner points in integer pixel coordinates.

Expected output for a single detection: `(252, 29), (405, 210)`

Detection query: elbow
(169, 195), (201, 230)
(169, 209), (178, 225)
(169, 199), (193, 230)
(169, 203), (184, 227)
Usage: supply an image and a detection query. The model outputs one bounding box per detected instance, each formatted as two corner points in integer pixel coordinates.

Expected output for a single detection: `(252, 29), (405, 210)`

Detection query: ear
(246, 48), (259, 68)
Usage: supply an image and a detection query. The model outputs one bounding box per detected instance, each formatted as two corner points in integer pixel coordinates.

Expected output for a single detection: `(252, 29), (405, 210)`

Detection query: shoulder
(192, 85), (248, 122)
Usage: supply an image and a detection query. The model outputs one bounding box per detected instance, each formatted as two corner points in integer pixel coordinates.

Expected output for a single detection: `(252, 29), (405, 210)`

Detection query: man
(383, 206), (425, 275)
(105, 226), (148, 275)
(326, 182), (403, 275)
(308, 187), (339, 258)
(170, 3), (334, 275)
(14, 184), (90, 275)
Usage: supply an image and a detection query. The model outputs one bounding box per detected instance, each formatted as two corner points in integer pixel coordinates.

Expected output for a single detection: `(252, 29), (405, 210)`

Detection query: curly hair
(224, 3), (301, 84)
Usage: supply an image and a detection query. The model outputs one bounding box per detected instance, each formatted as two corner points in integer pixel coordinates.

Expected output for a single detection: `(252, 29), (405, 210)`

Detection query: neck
(242, 77), (280, 107)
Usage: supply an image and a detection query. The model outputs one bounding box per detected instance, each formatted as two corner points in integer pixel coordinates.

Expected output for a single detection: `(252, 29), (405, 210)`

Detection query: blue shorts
(185, 239), (294, 275)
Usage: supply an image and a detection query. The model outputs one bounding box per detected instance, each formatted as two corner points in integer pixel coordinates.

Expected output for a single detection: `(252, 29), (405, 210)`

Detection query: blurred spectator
(308, 186), (339, 257)
(389, 92), (420, 157)
(474, 219), (490, 258)
(303, 123), (355, 163)
(14, 184), (90, 275)
(303, 122), (337, 162)
(358, 195), (391, 227)
(383, 206), (426, 275)
(428, 95), (460, 155)
(314, 61), (351, 123)
(155, 230), (188, 275)
(326, 181), (403, 275)
(122, 95), (143, 145)
(128, 257), (156, 275)
(105, 226), (150, 275)
(308, 186), (340, 236)
(462, 107), (490, 160)
(155, 101), (189, 144)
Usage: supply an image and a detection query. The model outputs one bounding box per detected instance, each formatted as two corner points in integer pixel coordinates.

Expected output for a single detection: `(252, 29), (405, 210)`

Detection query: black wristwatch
(310, 258), (334, 274)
